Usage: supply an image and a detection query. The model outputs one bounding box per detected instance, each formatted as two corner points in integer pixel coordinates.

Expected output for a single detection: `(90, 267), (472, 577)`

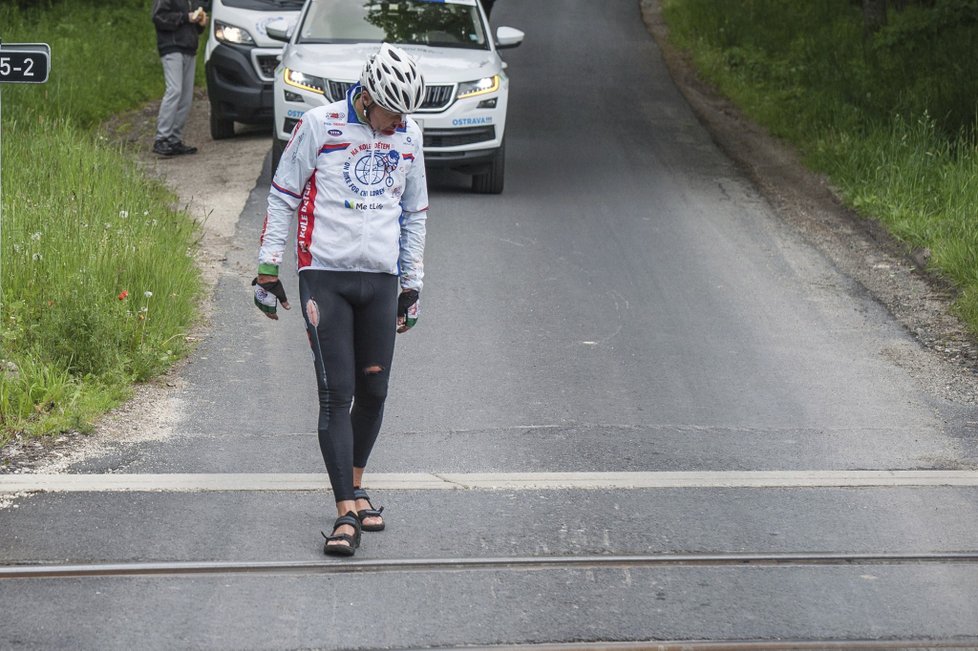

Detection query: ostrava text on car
(268, 0), (523, 194)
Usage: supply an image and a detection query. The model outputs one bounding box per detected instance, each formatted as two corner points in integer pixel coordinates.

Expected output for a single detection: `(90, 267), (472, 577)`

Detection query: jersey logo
(343, 150), (401, 195)
(342, 142), (403, 197)
(353, 150), (401, 188)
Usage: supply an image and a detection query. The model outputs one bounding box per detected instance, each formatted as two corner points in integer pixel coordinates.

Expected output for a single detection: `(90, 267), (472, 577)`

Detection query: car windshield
(297, 0), (488, 50)
(223, 0), (306, 9)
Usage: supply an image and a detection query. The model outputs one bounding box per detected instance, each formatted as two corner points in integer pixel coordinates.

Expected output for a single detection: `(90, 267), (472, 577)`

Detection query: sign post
(0, 40), (51, 320)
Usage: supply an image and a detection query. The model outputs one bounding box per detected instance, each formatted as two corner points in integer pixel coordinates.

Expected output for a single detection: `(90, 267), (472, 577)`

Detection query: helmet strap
(356, 91), (372, 125)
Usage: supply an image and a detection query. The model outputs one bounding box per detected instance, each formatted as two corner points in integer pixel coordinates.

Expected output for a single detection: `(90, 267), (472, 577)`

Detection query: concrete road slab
(2, 565), (977, 649)
(2, 488), (977, 564)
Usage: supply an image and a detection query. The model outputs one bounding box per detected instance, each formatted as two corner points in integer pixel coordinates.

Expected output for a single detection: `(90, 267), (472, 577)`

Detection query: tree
(863, 0), (888, 33)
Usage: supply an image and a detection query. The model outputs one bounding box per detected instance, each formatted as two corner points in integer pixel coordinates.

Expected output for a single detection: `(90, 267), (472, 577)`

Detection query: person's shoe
(170, 141), (198, 155)
(152, 139), (175, 156)
(353, 487), (385, 532)
(322, 511), (361, 557)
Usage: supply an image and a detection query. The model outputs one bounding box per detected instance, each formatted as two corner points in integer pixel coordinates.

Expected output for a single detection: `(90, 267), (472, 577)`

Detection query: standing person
(253, 44), (428, 557)
(152, 0), (207, 156)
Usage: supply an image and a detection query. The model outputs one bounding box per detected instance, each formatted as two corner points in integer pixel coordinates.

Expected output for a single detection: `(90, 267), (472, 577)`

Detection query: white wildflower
(32, 253), (42, 262)
(30, 231), (42, 241)
(119, 210), (129, 219)
(144, 291), (153, 298)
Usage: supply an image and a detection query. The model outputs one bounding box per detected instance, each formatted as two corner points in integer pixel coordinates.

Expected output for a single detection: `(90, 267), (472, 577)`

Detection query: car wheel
(271, 134), (287, 172)
(210, 104), (236, 140)
(471, 139), (505, 194)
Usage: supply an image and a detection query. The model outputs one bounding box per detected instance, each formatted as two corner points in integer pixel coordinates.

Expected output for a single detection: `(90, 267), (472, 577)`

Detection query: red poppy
(118, 290), (129, 301)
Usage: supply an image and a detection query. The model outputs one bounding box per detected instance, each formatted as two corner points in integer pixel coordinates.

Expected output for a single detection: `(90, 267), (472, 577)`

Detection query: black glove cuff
(398, 289), (419, 315)
(252, 277), (288, 303)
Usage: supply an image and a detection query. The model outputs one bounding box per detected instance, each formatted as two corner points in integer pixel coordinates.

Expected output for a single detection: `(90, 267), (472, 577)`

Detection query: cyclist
(253, 44), (428, 556)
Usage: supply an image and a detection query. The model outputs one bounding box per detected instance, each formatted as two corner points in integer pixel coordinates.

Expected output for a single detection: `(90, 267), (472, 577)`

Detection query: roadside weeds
(1, 91), (269, 474)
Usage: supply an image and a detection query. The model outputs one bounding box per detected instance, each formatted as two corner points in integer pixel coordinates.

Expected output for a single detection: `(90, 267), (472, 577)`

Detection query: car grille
(325, 81), (456, 111)
(419, 85), (453, 111)
(423, 126), (495, 148)
(327, 80), (352, 102)
(255, 55), (279, 81)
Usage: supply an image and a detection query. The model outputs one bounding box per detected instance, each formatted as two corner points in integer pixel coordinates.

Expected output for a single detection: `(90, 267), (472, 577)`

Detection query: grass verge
(1, 0), (203, 447)
(661, 0), (978, 334)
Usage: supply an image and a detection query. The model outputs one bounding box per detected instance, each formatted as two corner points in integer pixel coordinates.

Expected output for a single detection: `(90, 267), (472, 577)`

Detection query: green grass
(0, 0), (205, 127)
(662, 0), (978, 332)
(1, 0), (203, 445)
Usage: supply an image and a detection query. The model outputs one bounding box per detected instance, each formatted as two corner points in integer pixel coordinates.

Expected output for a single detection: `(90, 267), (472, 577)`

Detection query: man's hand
(396, 289), (420, 333)
(253, 275), (290, 320)
(190, 7), (208, 25)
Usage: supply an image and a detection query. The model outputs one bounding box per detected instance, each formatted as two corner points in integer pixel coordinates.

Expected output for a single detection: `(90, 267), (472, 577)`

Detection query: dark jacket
(152, 0), (204, 57)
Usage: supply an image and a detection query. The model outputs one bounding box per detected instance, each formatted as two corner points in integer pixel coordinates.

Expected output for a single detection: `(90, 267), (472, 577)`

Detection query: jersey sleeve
(258, 116), (319, 275)
(398, 124), (428, 291)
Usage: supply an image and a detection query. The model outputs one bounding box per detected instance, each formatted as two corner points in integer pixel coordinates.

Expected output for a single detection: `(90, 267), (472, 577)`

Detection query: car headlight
(456, 75), (500, 99)
(214, 20), (255, 45)
(284, 68), (326, 95)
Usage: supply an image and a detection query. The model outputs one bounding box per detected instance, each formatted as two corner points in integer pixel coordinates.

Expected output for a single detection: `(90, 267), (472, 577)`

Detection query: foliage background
(663, 0), (978, 334)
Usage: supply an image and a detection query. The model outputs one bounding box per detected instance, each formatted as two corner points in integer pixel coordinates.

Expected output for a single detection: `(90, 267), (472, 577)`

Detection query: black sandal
(322, 511), (361, 556)
(353, 487), (385, 532)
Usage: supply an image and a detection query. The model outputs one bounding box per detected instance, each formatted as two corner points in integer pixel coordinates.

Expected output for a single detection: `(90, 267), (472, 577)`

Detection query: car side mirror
(266, 19), (292, 43)
(495, 26), (524, 49)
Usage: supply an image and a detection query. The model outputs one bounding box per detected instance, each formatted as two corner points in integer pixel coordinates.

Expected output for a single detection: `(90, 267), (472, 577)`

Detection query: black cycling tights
(299, 270), (399, 503)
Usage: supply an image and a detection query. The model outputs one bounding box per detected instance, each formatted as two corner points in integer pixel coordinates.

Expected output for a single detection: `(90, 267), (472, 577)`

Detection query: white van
(268, 0), (523, 194)
(204, 0), (303, 139)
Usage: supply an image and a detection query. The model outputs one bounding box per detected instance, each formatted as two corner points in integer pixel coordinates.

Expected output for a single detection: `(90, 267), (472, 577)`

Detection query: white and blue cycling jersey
(259, 84), (428, 291)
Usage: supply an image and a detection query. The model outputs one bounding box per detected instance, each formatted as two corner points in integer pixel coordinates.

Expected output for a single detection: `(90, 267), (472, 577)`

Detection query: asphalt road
(3, 0), (978, 648)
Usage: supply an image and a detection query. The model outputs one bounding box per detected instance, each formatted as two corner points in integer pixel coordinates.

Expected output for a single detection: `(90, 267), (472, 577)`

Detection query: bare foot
(356, 495), (384, 529)
(325, 523), (357, 551)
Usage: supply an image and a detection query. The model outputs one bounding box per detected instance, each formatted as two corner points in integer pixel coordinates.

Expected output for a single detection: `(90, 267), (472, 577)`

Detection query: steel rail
(432, 641), (978, 651)
(3, 551), (978, 580)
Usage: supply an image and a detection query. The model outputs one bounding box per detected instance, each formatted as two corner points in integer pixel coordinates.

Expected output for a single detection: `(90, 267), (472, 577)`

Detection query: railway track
(437, 642), (978, 650)
(7, 554), (977, 648)
(3, 551), (978, 579)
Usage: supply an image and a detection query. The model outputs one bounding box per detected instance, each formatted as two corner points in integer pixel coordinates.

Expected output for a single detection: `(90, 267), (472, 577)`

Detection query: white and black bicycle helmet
(360, 43), (425, 114)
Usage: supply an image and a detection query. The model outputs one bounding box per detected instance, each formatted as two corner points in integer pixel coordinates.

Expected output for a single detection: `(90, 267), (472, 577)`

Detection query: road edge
(640, 0), (978, 404)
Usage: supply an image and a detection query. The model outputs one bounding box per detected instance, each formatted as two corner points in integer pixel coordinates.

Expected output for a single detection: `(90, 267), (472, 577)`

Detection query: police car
(267, 0), (523, 194)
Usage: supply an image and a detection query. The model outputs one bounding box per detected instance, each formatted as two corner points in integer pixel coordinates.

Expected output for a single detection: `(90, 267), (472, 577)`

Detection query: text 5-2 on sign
(0, 43), (51, 84)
